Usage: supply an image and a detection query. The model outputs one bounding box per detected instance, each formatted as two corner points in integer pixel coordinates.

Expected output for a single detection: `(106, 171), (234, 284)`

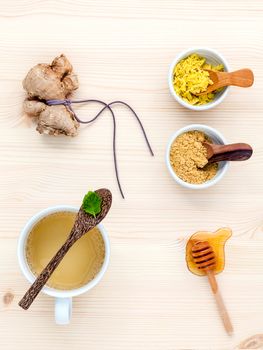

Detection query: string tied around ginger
(46, 98), (154, 199)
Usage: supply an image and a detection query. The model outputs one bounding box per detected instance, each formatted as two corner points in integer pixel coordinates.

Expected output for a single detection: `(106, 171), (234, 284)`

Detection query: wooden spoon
(19, 188), (112, 310)
(203, 142), (253, 164)
(196, 68), (254, 95)
(191, 240), (233, 336)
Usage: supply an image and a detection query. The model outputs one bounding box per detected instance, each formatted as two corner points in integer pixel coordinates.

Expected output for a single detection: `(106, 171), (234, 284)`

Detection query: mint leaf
(82, 191), (102, 217)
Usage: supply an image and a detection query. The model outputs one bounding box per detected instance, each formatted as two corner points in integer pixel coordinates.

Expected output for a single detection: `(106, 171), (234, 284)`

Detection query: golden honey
(186, 228), (232, 276)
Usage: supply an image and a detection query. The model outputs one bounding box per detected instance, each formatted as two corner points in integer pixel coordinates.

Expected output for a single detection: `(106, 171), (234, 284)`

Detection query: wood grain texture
(0, 1), (263, 349)
(204, 142), (253, 163)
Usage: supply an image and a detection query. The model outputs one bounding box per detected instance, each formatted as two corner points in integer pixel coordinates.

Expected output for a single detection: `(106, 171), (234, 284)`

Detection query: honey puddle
(186, 228), (232, 276)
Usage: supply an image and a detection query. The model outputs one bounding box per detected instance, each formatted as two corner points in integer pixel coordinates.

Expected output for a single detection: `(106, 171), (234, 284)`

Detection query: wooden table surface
(1, 1), (263, 349)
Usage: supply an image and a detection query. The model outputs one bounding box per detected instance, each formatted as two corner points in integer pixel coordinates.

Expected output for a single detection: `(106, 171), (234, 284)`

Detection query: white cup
(17, 205), (110, 325)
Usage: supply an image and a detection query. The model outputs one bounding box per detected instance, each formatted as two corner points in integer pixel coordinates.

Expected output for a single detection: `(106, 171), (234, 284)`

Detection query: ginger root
(24, 100), (78, 136)
(23, 54), (79, 136)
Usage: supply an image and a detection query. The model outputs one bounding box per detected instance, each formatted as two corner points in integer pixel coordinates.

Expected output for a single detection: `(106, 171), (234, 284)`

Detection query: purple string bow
(46, 98), (154, 199)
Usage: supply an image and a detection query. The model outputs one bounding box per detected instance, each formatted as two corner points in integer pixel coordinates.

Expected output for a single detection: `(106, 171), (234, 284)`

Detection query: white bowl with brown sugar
(166, 124), (229, 189)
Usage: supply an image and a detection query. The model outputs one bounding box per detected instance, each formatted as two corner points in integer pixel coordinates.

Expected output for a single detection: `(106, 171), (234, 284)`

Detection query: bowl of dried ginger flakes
(166, 124), (229, 189)
(168, 48), (230, 111)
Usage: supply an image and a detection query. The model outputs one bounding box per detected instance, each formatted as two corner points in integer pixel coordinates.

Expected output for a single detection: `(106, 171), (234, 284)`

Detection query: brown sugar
(169, 130), (218, 184)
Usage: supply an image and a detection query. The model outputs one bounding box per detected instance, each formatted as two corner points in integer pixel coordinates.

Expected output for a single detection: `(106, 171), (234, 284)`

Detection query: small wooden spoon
(203, 142), (253, 164)
(19, 188), (112, 310)
(196, 68), (254, 95)
(191, 240), (233, 335)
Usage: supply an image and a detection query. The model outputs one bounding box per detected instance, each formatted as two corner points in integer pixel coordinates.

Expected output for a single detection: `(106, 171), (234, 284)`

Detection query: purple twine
(46, 98), (154, 198)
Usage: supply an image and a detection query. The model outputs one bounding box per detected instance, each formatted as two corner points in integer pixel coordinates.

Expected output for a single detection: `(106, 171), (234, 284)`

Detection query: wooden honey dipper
(191, 240), (233, 336)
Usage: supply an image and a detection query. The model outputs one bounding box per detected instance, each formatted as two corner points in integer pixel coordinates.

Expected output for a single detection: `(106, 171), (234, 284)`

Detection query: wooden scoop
(19, 188), (112, 310)
(196, 68), (254, 95)
(191, 241), (233, 335)
(203, 142), (253, 164)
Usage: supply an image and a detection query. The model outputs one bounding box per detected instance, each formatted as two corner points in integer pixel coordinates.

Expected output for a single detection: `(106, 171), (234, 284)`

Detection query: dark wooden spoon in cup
(203, 142), (253, 164)
(19, 188), (112, 310)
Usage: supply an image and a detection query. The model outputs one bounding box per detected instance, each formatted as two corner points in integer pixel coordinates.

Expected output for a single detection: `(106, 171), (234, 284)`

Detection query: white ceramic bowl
(166, 124), (229, 189)
(168, 47), (230, 111)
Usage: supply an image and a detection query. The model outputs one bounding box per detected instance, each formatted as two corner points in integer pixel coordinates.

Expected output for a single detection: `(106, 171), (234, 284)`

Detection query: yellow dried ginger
(173, 53), (224, 106)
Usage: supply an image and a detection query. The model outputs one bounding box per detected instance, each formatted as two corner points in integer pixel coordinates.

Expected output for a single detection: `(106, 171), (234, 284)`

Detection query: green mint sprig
(82, 191), (102, 217)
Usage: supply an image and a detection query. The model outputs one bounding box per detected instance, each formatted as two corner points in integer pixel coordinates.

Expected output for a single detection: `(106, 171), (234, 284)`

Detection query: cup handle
(55, 297), (72, 325)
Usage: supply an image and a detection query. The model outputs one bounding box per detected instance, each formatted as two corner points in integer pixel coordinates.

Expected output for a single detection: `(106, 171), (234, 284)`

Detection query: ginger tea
(26, 211), (105, 290)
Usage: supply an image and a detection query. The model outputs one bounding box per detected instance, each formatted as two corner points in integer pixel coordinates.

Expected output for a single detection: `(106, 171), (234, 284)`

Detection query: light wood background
(0, 1), (263, 349)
